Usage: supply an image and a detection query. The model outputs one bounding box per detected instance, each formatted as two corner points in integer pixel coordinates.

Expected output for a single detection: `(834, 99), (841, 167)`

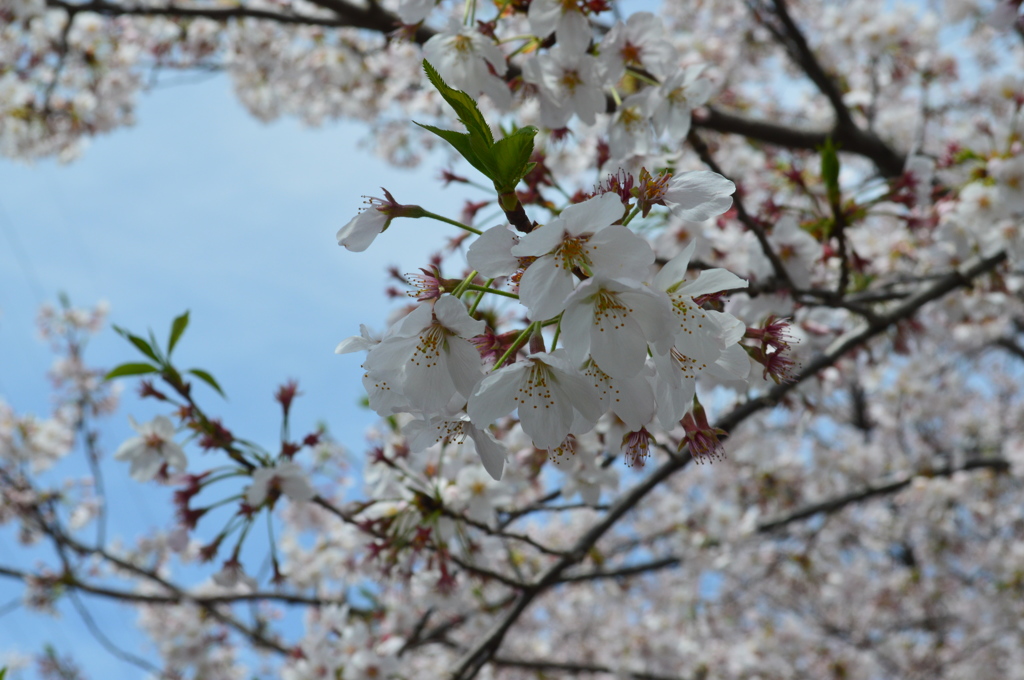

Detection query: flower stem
(463, 284), (519, 299)
(451, 270), (479, 298)
(550, 315), (563, 350)
(621, 204), (643, 227)
(469, 278), (496, 315)
(493, 322), (537, 369)
(420, 210), (482, 235)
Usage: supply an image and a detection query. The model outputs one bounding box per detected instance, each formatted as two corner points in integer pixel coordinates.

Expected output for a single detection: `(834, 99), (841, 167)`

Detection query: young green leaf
(188, 368), (226, 398)
(414, 123), (495, 178)
(168, 310), (190, 356)
(105, 362), (160, 380)
(491, 125), (538, 193)
(422, 60), (493, 147)
(113, 326), (162, 364)
(820, 137), (841, 207)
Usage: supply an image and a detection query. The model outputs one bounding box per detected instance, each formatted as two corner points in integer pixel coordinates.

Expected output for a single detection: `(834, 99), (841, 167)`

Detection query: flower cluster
(338, 170), (752, 479)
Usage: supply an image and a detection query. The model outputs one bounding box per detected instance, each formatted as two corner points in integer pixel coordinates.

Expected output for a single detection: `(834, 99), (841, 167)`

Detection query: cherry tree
(3, 0), (1024, 678)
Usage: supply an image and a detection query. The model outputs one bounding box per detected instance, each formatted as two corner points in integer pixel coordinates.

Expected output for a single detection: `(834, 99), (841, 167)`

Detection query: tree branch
(448, 249), (1008, 680)
(756, 458), (1011, 533)
(491, 656), (690, 680)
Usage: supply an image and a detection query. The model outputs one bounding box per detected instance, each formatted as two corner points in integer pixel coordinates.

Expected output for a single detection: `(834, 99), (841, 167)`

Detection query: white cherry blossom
(423, 23), (510, 109)
(405, 414), (508, 480)
(362, 295), (485, 415)
(521, 45), (607, 128)
(468, 350), (602, 450)
(560, 275), (673, 380)
(528, 0), (593, 55)
(246, 461), (316, 507)
(661, 171), (736, 222)
(511, 192), (654, 320)
(114, 415), (187, 482)
(651, 65), (712, 139)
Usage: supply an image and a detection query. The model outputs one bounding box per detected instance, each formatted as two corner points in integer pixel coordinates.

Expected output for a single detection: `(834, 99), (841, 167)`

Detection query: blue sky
(0, 74), (479, 678)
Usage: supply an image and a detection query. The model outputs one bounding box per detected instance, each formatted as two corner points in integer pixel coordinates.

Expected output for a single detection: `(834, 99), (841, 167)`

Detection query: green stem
(451, 270), (479, 298)
(621, 204), (643, 227)
(420, 210), (482, 235)
(463, 284), (519, 299)
(469, 278), (496, 315)
(493, 322), (537, 370)
(550, 315), (563, 350)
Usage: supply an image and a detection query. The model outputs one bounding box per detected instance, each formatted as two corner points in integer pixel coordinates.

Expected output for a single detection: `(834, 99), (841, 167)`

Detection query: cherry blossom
(361, 295), (485, 415)
(511, 192), (653, 321)
(246, 460), (316, 507)
(113, 415), (187, 482)
(468, 350), (602, 450)
(560, 275), (673, 379)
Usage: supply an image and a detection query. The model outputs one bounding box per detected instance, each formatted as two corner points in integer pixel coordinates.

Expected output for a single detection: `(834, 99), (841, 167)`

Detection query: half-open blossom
(661, 171), (736, 222)
(114, 415), (187, 482)
(680, 398), (728, 463)
(336, 189), (423, 252)
(512, 192), (653, 320)
(468, 350), (602, 450)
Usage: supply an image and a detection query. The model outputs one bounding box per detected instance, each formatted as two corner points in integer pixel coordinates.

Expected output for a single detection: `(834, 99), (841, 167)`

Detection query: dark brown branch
(687, 129), (796, 291)
(557, 556), (682, 583)
(49, 0), (349, 27)
(995, 337), (1024, 362)
(766, 0), (853, 129)
(491, 656), (689, 680)
(756, 458), (1011, 533)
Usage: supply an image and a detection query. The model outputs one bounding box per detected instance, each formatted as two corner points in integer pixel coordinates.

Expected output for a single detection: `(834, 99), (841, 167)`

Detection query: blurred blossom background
(0, 75), (475, 677)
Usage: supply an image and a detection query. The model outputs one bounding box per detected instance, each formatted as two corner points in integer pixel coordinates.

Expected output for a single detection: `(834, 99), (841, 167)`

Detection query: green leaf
(820, 137), (841, 207)
(415, 122), (495, 178)
(168, 310), (190, 356)
(105, 362), (160, 380)
(422, 60), (493, 147)
(188, 368), (226, 398)
(113, 326), (162, 363)
(1, 666), (9, 680)
(491, 125), (538, 193)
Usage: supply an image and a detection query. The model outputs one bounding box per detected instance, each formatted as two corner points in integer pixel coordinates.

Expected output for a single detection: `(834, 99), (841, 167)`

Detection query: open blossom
(362, 295), (485, 415)
(511, 192), (654, 321)
(560, 276), (673, 380)
(651, 65), (712, 139)
(598, 11), (676, 82)
(405, 414), (508, 480)
(466, 224), (521, 278)
(468, 350), (602, 450)
(521, 45), (607, 128)
(423, 23), (510, 109)
(607, 92), (655, 160)
(246, 461), (315, 507)
(114, 415), (187, 482)
(528, 0), (593, 55)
